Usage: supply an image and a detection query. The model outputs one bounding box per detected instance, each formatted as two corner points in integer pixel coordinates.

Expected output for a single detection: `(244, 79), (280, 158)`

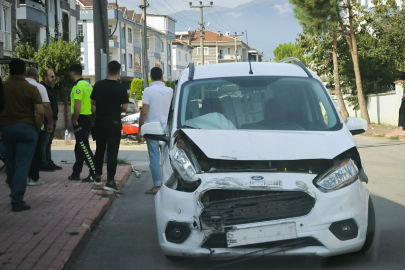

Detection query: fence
(332, 82), (404, 126)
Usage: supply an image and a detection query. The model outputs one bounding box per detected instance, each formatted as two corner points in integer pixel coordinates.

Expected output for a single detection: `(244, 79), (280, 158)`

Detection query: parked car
(121, 99), (139, 119)
(141, 59), (374, 260)
(121, 113), (140, 140)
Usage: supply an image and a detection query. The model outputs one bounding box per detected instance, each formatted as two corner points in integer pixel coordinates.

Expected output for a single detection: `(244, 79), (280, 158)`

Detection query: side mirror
(141, 122), (169, 143)
(346, 117), (368, 135)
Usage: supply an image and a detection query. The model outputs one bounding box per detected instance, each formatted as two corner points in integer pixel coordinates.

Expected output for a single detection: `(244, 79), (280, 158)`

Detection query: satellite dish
(188, 27), (191, 31)
(207, 22), (211, 27)
(180, 35), (183, 40)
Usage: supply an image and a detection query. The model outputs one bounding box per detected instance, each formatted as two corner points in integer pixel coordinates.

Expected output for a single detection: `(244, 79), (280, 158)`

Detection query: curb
(61, 166), (132, 270)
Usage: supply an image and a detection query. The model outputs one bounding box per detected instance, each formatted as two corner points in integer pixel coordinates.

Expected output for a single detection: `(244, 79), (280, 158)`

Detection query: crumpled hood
(181, 129), (356, 160)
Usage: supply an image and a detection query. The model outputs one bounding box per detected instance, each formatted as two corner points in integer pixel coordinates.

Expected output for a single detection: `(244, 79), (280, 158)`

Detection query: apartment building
(78, 1), (176, 88)
(171, 40), (193, 80)
(176, 30), (258, 65)
(0, 0), (16, 57)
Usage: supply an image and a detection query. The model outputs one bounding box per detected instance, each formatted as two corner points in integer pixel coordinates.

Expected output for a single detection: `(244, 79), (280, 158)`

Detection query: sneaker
(27, 178), (45, 186)
(104, 182), (120, 192)
(39, 165), (55, 172)
(94, 177), (102, 186)
(12, 201), (31, 212)
(51, 164), (63, 170)
(68, 174), (81, 181)
(82, 175), (94, 183)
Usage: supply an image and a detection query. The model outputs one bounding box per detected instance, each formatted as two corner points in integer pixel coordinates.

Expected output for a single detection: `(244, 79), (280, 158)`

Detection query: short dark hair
(69, 64), (82, 76)
(9, 59), (26, 76)
(42, 70), (50, 79)
(108, 61), (121, 76)
(26, 67), (39, 78)
(151, 67), (163, 81)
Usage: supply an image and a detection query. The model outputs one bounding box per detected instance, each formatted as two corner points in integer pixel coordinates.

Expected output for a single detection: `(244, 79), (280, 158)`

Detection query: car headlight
(314, 159), (359, 192)
(170, 139), (201, 188)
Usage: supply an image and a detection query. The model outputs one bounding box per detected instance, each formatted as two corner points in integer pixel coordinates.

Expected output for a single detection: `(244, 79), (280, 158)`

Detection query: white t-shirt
(26, 78), (50, 130)
(26, 78), (50, 103)
(142, 81), (173, 128)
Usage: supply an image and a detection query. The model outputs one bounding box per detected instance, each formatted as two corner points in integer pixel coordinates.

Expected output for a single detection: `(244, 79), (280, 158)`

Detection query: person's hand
(72, 120), (79, 126)
(47, 124), (54, 133)
(137, 132), (143, 142)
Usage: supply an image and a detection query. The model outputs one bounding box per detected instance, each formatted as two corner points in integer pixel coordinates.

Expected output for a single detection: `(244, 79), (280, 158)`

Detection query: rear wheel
(357, 197), (375, 254)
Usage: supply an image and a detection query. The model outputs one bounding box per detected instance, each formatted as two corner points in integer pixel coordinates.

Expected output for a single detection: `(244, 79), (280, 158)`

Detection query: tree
(291, 0), (350, 120)
(14, 22), (40, 59)
(273, 42), (311, 66)
(34, 37), (81, 96)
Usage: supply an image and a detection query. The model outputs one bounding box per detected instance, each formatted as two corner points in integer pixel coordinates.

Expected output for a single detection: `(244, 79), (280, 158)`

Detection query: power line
(157, 0), (199, 24)
(149, 4), (194, 29)
(212, 6), (237, 32)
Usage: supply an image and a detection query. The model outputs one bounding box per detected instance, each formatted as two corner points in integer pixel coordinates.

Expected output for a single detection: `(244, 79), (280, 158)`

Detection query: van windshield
(178, 76), (342, 131)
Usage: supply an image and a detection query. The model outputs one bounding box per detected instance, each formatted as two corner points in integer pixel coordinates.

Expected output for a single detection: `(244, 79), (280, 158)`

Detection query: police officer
(68, 64), (96, 182)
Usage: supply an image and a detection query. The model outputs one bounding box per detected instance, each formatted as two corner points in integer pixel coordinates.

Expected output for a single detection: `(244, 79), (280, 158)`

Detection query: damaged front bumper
(155, 172), (369, 258)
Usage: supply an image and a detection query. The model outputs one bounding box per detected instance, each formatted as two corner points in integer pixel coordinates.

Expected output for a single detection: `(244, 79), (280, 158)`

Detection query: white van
(141, 59), (375, 260)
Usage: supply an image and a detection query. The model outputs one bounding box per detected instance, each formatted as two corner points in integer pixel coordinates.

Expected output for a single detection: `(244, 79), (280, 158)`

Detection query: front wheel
(357, 197), (375, 254)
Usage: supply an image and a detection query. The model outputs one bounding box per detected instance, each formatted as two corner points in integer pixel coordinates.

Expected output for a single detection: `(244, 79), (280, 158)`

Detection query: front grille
(200, 190), (315, 227)
(202, 235), (323, 249)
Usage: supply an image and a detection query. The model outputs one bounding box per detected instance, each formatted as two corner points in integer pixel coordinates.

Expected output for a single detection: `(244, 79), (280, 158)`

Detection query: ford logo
(251, 176), (264, 181)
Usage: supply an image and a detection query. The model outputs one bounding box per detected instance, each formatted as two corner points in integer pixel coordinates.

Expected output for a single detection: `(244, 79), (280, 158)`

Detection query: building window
(168, 65), (171, 78)
(108, 25), (112, 35)
(62, 12), (69, 41)
(109, 52), (113, 61)
(197, 47), (209, 55)
(227, 48), (231, 55)
(147, 37), (149, 49)
(78, 24), (84, 42)
(178, 51), (181, 61)
(161, 62), (164, 74)
(128, 28), (132, 43)
(161, 41), (164, 52)
(50, 0), (56, 13)
(185, 53), (188, 62)
(121, 26), (125, 40)
(121, 53), (126, 71)
(129, 54), (133, 68)
(168, 44), (171, 57)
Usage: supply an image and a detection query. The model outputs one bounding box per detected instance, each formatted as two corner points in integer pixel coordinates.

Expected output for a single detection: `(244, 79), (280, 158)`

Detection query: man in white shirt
(138, 67), (173, 195)
(26, 67), (54, 186)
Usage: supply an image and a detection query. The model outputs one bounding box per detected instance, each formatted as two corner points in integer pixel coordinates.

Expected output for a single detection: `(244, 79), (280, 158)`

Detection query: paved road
(70, 136), (405, 270)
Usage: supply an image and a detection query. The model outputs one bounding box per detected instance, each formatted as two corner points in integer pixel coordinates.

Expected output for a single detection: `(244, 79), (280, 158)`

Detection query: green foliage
(34, 37), (81, 96)
(15, 22), (40, 59)
(129, 78), (152, 100)
(273, 42), (311, 66)
(165, 81), (176, 89)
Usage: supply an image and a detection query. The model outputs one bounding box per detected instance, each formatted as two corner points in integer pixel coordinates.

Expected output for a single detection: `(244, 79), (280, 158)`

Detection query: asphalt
(69, 136), (405, 270)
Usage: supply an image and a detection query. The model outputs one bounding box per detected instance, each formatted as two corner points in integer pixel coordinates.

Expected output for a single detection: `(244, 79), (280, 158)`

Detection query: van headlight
(314, 159), (359, 192)
(170, 139), (201, 188)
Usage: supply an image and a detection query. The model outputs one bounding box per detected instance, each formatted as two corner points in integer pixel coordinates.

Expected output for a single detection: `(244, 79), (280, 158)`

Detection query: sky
(117, 0), (253, 14)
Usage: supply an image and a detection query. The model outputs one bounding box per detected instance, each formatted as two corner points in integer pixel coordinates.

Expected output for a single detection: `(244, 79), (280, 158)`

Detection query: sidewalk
(0, 164), (132, 270)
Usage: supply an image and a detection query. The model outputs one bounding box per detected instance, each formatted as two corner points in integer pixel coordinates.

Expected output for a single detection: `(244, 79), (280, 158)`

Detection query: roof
(180, 62), (316, 81)
(80, 0), (93, 6)
(190, 30), (239, 42)
(128, 10), (135, 20)
(136, 14), (142, 23)
(172, 40), (193, 49)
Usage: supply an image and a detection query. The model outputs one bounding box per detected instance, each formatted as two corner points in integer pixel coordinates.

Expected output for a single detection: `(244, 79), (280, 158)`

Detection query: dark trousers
(72, 116), (96, 177)
(94, 124), (121, 181)
(29, 130), (44, 181)
(41, 120), (57, 166)
(1, 124), (38, 204)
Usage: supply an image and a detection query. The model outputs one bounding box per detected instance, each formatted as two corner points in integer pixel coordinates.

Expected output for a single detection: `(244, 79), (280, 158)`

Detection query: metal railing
(1, 31), (12, 51)
(18, 0), (46, 12)
(60, 0), (70, 10)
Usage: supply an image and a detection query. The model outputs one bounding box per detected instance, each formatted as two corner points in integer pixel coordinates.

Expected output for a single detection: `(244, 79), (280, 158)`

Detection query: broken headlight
(314, 159), (359, 192)
(170, 139), (201, 188)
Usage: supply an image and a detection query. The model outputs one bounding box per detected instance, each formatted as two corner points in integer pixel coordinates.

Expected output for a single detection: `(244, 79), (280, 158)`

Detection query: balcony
(60, 0), (70, 11)
(122, 64), (126, 72)
(17, 0), (47, 27)
(219, 54), (241, 61)
(0, 31), (12, 51)
(134, 41), (141, 49)
(109, 35), (119, 48)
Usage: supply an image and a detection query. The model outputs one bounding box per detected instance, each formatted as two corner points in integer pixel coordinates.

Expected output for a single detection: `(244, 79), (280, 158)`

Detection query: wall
(333, 83), (404, 126)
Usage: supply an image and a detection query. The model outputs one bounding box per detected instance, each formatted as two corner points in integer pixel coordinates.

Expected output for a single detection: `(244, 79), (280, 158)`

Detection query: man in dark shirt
(40, 70), (62, 171)
(91, 61), (129, 192)
(0, 60), (44, 211)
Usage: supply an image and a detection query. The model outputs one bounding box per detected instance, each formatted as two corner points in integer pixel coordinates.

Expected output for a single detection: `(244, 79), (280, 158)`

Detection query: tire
(165, 255), (188, 262)
(357, 196), (375, 254)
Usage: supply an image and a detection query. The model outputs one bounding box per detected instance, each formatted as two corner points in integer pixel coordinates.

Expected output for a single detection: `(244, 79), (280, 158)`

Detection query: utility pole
(190, 1), (213, 65)
(140, 0), (149, 89)
(94, 0), (109, 81)
(232, 32), (244, 62)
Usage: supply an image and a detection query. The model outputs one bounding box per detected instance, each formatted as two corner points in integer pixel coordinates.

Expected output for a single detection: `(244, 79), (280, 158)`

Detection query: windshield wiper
(181, 125), (200, 129)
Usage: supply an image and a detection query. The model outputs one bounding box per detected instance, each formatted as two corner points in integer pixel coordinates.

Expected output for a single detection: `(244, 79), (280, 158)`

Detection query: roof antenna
(245, 30), (253, 74)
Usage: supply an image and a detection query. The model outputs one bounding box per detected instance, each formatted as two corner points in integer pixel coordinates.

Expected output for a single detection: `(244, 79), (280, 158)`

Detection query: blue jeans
(0, 124), (38, 204)
(146, 140), (161, 187)
(41, 120), (57, 166)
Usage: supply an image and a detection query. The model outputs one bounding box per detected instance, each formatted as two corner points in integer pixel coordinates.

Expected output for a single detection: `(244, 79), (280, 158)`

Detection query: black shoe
(12, 202), (31, 212)
(39, 165), (55, 172)
(94, 177), (102, 186)
(51, 164), (63, 170)
(104, 181), (120, 192)
(82, 175), (94, 183)
(68, 174), (81, 181)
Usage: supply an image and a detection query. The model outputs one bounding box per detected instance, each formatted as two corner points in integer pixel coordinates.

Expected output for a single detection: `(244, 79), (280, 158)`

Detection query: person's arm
(137, 104), (149, 141)
(121, 103), (128, 112)
(72, 100), (81, 126)
(43, 103), (54, 133)
(34, 104), (44, 132)
(91, 99), (96, 114)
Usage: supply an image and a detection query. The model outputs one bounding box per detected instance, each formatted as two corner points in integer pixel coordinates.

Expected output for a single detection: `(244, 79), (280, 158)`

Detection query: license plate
(227, 222), (297, 247)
